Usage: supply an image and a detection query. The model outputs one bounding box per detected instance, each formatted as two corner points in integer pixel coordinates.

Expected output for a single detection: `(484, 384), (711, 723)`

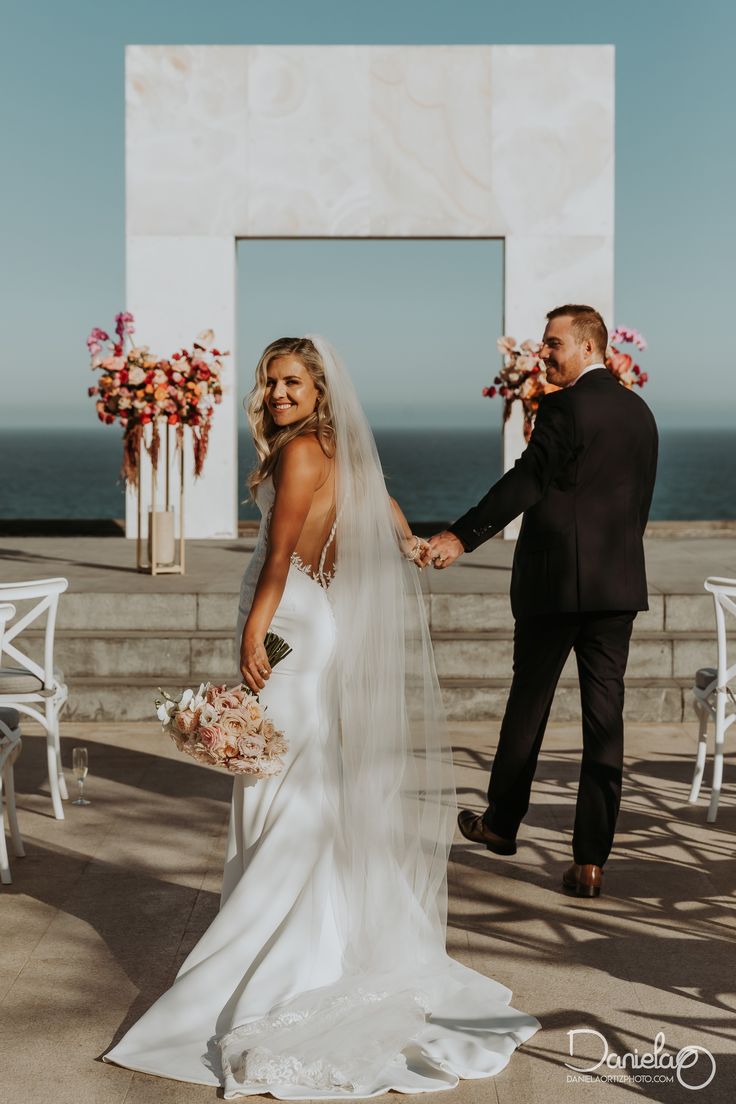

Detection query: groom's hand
(427, 531), (465, 570)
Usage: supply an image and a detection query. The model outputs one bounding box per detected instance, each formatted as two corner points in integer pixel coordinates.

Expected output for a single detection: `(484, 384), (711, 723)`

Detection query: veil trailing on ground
(308, 333), (459, 973)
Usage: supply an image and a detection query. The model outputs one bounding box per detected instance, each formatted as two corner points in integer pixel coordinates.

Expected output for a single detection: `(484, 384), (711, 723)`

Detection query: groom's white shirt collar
(568, 362), (605, 387)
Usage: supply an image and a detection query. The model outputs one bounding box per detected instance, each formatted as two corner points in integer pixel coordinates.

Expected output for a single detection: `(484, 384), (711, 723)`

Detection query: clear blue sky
(2, 0), (734, 430)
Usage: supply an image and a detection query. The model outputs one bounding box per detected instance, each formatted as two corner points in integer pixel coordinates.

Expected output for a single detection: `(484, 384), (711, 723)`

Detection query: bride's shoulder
(273, 433), (329, 487)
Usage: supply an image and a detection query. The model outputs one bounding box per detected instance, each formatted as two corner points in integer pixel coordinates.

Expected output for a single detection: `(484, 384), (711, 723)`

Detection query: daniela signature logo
(564, 1029), (716, 1090)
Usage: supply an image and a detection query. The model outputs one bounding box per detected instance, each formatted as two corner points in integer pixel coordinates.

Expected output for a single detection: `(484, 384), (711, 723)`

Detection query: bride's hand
(240, 631), (272, 693)
(400, 535), (432, 569)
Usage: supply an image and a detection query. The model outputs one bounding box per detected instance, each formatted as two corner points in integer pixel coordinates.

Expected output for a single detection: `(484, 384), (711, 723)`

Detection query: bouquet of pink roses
(155, 633), (291, 778)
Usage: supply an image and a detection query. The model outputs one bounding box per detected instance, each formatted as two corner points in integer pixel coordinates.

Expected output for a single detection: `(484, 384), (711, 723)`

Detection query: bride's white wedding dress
(103, 470), (539, 1098)
(106, 330), (540, 1096)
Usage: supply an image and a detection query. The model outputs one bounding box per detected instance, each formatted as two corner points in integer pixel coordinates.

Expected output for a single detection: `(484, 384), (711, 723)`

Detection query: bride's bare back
(273, 434), (337, 586)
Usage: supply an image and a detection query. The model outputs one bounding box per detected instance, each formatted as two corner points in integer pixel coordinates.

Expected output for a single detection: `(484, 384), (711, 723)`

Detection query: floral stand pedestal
(136, 420), (185, 575)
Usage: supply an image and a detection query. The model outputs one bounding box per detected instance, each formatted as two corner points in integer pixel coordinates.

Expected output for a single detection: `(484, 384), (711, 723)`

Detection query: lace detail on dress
(289, 549), (336, 589)
(219, 984), (427, 1092)
(289, 510), (339, 589)
(237, 1045), (354, 1091)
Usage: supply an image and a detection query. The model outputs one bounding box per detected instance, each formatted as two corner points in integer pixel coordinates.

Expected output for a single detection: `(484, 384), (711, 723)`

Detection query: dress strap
(317, 509), (340, 588)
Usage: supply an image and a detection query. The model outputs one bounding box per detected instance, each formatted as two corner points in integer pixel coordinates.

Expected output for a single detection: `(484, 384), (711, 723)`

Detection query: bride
(104, 335), (539, 1098)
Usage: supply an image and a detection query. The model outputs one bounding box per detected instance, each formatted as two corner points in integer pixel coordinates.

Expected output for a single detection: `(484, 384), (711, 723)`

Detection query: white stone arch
(125, 44), (614, 538)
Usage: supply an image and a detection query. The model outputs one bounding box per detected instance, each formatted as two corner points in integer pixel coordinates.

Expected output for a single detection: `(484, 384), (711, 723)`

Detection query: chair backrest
(0, 579), (68, 690)
(704, 577), (736, 691)
(0, 604), (18, 744)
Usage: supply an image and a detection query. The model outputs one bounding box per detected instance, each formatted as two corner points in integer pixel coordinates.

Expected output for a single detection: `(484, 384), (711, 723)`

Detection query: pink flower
(497, 336), (516, 355)
(115, 311), (135, 339)
(237, 733), (267, 757)
(219, 708), (252, 740)
(199, 724), (227, 757)
(175, 709), (199, 735)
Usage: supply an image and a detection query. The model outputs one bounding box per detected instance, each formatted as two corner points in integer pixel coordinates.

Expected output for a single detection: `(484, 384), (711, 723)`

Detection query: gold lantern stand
(136, 419), (186, 575)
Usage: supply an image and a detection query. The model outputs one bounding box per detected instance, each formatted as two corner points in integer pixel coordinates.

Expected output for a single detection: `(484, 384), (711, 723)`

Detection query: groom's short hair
(546, 304), (608, 357)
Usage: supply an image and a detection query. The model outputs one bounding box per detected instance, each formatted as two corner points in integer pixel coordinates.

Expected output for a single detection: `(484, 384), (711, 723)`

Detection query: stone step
(23, 626), (719, 682)
(41, 589), (722, 634)
(60, 675), (693, 724)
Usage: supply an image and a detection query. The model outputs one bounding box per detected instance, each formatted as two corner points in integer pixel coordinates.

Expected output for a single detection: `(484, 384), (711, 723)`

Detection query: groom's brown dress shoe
(457, 810), (517, 855)
(562, 862), (603, 898)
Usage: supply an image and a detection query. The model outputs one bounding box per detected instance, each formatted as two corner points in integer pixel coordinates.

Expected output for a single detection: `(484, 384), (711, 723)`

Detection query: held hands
(426, 530), (465, 570)
(400, 535), (433, 569)
(240, 629), (272, 693)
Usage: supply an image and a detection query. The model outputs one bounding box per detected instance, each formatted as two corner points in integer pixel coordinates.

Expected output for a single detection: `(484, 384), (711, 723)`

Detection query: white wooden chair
(0, 603), (25, 883)
(689, 576), (736, 822)
(0, 578), (69, 819)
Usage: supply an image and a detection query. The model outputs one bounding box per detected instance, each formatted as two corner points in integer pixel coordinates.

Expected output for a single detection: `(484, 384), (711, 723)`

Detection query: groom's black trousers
(483, 609), (636, 867)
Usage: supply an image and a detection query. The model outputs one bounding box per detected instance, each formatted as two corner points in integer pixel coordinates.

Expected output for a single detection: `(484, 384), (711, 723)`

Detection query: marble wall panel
(245, 45), (371, 237)
(369, 46), (504, 237)
(490, 45), (614, 237)
(126, 46), (250, 236)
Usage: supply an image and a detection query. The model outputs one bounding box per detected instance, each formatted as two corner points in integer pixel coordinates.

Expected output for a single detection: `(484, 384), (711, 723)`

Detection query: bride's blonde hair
(246, 337), (337, 499)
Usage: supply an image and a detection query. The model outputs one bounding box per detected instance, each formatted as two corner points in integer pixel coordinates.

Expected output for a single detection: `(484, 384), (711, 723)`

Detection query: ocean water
(0, 427), (733, 523)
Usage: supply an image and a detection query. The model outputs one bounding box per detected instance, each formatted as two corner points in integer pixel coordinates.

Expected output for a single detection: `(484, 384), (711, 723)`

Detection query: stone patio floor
(1, 719), (734, 1104)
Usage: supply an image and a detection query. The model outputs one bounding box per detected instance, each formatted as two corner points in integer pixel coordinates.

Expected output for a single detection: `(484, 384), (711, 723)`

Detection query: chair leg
(4, 765), (25, 857)
(0, 773), (11, 884)
(707, 697), (727, 824)
(689, 706), (709, 803)
(45, 702), (65, 820)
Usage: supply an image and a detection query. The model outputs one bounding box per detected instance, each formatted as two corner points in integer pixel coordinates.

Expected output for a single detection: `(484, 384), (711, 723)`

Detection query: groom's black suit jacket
(448, 368), (659, 619)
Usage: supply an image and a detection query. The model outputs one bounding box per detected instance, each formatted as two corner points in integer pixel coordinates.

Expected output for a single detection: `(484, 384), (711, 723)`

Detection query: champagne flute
(71, 746), (91, 806)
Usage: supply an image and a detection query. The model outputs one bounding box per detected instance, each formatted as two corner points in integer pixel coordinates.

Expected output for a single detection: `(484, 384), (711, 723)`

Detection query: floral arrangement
(484, 325), (649, 440)
(606, 326), (649, 388)
(155, 633), (292, 778)
(484, 338), (556, 440)
(86, 311), (227, 485)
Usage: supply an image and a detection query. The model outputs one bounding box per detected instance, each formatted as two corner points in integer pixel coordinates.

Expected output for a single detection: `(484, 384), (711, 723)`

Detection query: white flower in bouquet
(199, 701), (218, 726)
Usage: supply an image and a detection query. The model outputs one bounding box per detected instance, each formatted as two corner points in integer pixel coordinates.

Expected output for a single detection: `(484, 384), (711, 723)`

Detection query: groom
(428, 304), (658, 898)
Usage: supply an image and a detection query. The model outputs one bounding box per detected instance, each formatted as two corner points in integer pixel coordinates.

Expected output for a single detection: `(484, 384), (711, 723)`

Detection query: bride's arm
(389, 496), (432, 568)
(240, 437), (324, 692)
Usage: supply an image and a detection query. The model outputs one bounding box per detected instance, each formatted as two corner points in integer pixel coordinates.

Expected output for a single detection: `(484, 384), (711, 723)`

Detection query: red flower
(632, 364), (641, 376)
(531, 365), (540, 375)
(639, 372), (648, 383)
(88, 386), (97, 397)
(168, 414), (180, 425)
(489, 386), (497, 397)
(172, 352), (181, 360)
(119, 369), (129, 384)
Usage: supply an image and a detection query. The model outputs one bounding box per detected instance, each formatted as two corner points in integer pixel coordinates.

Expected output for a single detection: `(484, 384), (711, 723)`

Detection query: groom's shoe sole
(562, 863), (603, 898)
(457, 810), (517, 855)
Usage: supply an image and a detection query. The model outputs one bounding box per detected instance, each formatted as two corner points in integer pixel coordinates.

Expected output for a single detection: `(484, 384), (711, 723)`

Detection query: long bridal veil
(219, 335), (538, 1097)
